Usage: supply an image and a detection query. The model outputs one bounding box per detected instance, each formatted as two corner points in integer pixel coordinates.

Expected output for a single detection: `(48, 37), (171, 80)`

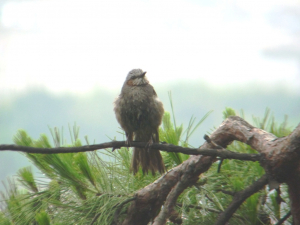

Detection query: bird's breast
(116, 91), (162, 131)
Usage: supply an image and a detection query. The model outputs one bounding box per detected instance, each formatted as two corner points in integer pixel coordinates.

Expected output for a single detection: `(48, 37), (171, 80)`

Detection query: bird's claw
(125, 136), (131, 151)
(125, 139), (131, 147)
(125, 133), (132, 151)
(145, 138), (154, 151)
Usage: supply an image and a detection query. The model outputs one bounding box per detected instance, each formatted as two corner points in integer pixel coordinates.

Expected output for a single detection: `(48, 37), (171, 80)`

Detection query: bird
(114, 69), (165, 175)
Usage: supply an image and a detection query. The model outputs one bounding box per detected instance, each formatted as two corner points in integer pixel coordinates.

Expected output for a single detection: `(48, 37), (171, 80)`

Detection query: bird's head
(125, 69), (149, 86)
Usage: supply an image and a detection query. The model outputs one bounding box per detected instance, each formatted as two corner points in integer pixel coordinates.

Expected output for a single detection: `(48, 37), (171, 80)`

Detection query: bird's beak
(140, 71), (147, 78)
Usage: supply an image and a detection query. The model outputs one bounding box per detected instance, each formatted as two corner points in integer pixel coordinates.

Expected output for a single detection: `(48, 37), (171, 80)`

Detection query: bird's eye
(131, 75), (136, 79)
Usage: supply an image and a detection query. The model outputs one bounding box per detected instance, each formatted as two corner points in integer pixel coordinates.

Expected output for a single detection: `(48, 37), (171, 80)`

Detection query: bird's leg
(145, 135), (155, 152)
(125, 132), (133, 150)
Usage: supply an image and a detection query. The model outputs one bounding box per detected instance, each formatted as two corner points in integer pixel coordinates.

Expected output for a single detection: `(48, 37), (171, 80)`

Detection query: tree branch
(4, 116), (300, 224)
(122, 155), (216, 225)
(152, 161), (197, 225)
(214, 175), (268, 225)
(0, 142), (260, 161)
(275, 211), (291, 225)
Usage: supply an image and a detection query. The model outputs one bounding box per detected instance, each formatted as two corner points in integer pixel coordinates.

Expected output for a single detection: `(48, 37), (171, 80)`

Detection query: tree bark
(2, 116), (300, 224)
(122, 116), (300, 224)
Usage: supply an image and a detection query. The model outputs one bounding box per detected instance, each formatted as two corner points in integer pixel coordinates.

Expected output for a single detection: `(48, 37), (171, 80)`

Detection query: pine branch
(175, 203), (244, 220)
(3, 116), (300, 224)
(176, 203), (221, 214)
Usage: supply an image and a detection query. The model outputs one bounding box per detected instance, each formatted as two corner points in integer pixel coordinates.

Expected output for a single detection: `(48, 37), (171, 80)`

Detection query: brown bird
(114, 69), (165, 175)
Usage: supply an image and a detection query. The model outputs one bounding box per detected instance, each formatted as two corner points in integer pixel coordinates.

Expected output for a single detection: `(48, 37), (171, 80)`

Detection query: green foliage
(0, 213), (11, 225)
(160, 111), (185, 166)
(252, 108), (291, 137)
(223, 107), (237, 119)
(17, 167), (38, 192)
(159, 110), (211, 168)
(35, 211), (50, 225)
(0, 108), (294, 224)
(1, 129), (139, 224)
(3, 114), (206, 224)
(174, 108), (292, 224)
(160, 92), (212, 167)
(223, 107), (245, 120)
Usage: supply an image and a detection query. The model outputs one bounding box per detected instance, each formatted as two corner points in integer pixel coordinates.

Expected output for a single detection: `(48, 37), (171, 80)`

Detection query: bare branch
(4, 116), (300, 224)
(152, 162), (196, 225)
(275, 211), (291, 225)
(122, 155), (215, 225)
(0, 142), (260, 161)
(214, 175), (268, 225)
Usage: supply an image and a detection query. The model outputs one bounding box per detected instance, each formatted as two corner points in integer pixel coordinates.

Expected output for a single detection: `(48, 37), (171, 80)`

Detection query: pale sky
(0, 0), (299, 94)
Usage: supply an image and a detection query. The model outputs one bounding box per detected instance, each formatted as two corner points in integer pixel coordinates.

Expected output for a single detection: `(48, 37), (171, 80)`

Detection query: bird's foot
(145, 138), (154, 151)
(125, 139), (131, 147)
(125, 139), (131, 151)
(125, 133), (133, 151)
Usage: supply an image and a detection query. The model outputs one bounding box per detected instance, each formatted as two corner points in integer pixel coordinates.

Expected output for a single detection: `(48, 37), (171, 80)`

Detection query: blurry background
(0, 0), (300, 183)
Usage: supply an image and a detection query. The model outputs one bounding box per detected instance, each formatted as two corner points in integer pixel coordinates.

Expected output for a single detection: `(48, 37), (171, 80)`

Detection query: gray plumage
(114, 69), (165, 175)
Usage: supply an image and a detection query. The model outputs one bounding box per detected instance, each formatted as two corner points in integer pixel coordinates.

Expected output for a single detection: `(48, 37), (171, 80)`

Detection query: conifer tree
(0, 108), (296, 225)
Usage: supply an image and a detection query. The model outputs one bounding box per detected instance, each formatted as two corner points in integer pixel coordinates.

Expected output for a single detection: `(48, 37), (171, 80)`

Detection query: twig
(214, 175), (268, 225)
(217, 189), (235, 196)
(217, 158), (224, 173)
(0, 142), (261, 161)
(204, 134), (225, 173)
(90, 213), (101, 225)
(205, 194), (215, 204)
(275, 211), (291, 225)
(176, 203), (221, 214)
(276, 187), (286, 204)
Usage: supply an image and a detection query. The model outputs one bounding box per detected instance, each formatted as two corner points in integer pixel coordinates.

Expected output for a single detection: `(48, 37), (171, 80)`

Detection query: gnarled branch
(121, 116), (300, 224)
(2, 116), (300, 224)
(214, 175), (268, 225)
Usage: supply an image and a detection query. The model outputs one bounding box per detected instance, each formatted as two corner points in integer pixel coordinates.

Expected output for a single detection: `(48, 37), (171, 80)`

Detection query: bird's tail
(131, 132), (165, 175)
